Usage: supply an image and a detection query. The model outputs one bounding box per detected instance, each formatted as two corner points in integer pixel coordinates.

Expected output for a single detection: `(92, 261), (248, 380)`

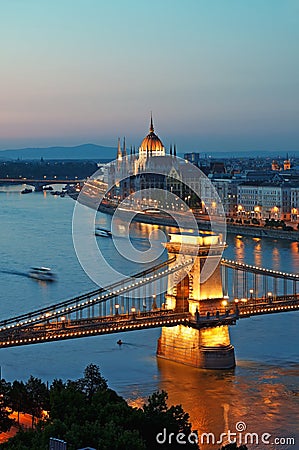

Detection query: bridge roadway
(0, 257), (298, 349)
(237, 294), (299, 317)
(0, 309), (238, 349)
(0, 295), (298, 349)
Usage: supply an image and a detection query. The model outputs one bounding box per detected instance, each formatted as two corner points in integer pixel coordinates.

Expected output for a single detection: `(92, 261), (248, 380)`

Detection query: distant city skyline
(0, 0), (298, 152)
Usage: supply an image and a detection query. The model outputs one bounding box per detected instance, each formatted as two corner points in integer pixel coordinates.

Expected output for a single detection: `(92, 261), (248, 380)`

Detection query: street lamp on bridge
(222, 299), (229, 317)
(267, 292), (273, 304)
(131, 307), (136, 319)
(152, 295), (157, 310)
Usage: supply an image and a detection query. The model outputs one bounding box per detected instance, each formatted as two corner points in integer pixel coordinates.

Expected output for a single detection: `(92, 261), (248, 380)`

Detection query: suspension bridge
(0, 249), (298, 352)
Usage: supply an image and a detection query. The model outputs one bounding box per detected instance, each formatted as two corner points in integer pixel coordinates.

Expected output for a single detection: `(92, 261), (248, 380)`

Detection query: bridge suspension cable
(0, 256), (193, 333)
(221, 259), (299, 280)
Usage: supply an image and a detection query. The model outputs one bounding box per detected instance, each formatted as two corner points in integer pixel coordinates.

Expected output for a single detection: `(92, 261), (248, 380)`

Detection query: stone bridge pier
(157, 232), (236, 369)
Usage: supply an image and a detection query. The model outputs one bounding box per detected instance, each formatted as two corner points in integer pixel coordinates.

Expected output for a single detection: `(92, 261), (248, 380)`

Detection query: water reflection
(253, 241), (262, 267)
(156, 359), (299, 450)
(233, 237), (245, 269)
(272, 246), (280, 270)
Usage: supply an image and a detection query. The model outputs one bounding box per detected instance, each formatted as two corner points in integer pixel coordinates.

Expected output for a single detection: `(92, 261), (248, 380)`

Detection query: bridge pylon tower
(157, 232), (236, 369)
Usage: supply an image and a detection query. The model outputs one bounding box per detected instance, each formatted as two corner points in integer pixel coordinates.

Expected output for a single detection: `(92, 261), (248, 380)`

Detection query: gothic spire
(149, 112), (154, 133)
(117, 137), (122, 161)
(123, 137), (127, 157)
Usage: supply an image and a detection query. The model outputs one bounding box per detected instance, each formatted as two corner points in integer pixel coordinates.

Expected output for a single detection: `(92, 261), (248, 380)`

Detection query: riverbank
(99, 203), (299, 241)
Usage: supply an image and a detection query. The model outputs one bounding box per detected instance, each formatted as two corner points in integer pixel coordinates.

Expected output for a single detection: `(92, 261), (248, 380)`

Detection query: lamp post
(60, 316), (66, 329)
(131, 306), (136, 319)
(267, 292), (273, 304)
(115, 304), (119, 316)
(152, 295), (157, 310)
(249, 288), (254, 302)
(222, 299), (228, 316)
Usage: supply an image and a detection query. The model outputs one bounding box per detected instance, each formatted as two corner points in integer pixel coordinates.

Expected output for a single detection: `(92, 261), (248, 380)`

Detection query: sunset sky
(0, 0), (298, 152)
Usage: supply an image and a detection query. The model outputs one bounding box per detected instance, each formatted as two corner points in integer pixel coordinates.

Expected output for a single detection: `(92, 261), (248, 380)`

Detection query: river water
(0, 188), (298, 449)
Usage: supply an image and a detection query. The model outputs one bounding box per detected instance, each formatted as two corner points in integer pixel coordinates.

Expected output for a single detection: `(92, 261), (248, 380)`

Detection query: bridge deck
(0, 258), (298, 349)
(238, 295), (299, 317)
(0, 296), (298, 348)
(0, 309), (240, 349)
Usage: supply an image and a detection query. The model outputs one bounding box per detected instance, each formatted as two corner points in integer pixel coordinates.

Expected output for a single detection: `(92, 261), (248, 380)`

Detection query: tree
(25, 376), (49, 428)
(78, 363), (108, 400)
(9, 380), (27, 424)
(0, 367), (199, 450)
(0, 404), (14, 434)
(142, 390), (197, 449)
(49, 379), (86, 425)
(0, 379), (15, 433)
(97, 421), (146, 450)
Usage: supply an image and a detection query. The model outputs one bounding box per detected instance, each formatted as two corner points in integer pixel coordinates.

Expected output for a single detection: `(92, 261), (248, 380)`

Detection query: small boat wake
(1, 267), (56, 281)
(0, 269), (29, 278)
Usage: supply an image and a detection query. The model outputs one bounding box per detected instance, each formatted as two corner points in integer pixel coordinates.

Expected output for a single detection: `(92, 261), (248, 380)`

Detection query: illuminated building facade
(106, 116), (200, 207)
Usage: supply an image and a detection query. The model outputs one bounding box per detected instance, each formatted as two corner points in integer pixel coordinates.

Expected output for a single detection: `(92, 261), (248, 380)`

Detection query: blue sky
(0, 0), (298, 152)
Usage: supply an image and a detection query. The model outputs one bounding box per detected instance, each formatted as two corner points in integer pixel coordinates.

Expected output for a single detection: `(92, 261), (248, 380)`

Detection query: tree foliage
(0, 379), (15, 433)
(9, 381), (27, 424)
(0, 366), (248, 450)
(25, 376), (49, 428)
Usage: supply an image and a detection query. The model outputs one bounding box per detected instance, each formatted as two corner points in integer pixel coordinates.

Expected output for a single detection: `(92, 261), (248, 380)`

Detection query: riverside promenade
(99, 203), (299, 241)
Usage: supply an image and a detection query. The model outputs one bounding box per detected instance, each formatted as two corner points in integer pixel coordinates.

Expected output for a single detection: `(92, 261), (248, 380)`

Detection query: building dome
(139, 115), (165, 157)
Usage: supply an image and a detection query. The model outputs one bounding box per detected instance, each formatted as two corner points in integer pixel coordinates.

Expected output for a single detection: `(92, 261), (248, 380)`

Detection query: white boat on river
(29, 267), (56, 281)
